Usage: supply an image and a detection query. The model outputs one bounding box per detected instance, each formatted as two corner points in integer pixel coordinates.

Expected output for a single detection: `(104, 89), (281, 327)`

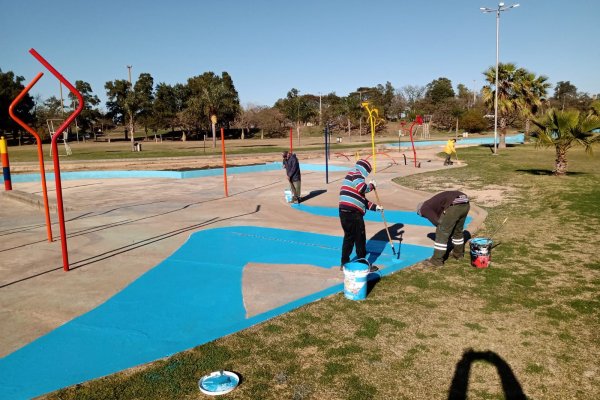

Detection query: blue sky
(1, 0), (598, 110)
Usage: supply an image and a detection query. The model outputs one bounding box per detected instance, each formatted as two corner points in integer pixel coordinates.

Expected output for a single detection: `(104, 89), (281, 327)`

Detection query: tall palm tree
(482, 63), (521, 149)
(532, 108), (600, 175)
(515, 71), (551, 143)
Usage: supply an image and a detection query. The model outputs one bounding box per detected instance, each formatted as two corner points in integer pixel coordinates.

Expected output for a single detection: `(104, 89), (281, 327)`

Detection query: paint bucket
(470, 237), (493, 268)
(284, 189), (292, 203)
(343, 260), (370, 300)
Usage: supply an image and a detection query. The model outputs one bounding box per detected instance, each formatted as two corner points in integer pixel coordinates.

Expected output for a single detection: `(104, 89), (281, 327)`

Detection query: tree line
(1, 65), (598, 147)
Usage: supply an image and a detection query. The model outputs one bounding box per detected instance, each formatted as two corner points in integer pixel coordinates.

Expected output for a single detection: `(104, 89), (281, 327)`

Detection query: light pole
(480, 2), (519, 154)
(126, 65), (133, 147)
(319, 92), (322, 126)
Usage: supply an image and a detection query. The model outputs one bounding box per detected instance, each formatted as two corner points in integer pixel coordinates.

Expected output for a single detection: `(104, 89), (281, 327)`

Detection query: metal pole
(30, 48), (84, 271)
(325, 125), (329, 184)
(493, 8), (500, 155)
(220, 127), (228, 197)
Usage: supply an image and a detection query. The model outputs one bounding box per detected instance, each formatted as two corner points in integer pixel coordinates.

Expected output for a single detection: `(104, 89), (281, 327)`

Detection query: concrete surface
(0, 147), (486, 398)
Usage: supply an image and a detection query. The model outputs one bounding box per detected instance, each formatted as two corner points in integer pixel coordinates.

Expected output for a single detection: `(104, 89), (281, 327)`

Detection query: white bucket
(284, 189), (293, 203)
(343, 261), (370, 300)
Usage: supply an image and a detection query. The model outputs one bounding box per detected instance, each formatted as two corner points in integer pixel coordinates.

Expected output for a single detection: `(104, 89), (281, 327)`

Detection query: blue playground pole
(324, 125), (329, 184)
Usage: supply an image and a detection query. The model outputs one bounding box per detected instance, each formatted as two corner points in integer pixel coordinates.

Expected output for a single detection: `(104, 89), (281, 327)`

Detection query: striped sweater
(339, 168), (376, 215)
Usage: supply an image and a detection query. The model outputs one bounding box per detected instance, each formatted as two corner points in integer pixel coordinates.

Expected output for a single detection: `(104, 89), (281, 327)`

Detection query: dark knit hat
(355, 159), (372, 177)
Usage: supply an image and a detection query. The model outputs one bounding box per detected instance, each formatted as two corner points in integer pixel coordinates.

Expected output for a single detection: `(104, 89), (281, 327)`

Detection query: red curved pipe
(29, 48), (84, 271)
(8, 72), (53, 242)
(408, 122), (418, 167)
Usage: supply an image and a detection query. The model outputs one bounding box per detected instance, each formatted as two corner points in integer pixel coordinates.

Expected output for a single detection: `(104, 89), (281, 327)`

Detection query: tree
(152, 83), (179, 134)
(68, 80), (101, 135)
(134, 73), (155, 138)
(251, 106), (286, 138)
(0, 69), (35, 139)
(425, 77), (455, 104)
(457, 83), (475, 108)
(553, 81), (578, 111)
(459, 108), (488, 133)
(515, 71), (550, 142)
(531, 108), (600, 175)
(186, 72), (241, 146)
(274, 88), (315, 141)
(482, 63), (522, 149)
(400, 85), (426, 113)
(104, 79), (131, 139)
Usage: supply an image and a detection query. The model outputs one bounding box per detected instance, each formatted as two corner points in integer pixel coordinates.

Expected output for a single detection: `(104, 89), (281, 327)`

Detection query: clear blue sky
(1, 0), (598, 110)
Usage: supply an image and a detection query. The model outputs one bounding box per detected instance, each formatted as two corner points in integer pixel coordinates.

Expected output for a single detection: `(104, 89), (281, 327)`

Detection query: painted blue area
(0, 226), (431, 399)
(2, 162), (347, 184)
(291, 204), (473, 227)
(388, 133), (525, 149)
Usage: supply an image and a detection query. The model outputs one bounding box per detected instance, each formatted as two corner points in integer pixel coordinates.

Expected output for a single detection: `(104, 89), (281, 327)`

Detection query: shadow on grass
(448, 349), (527, 400)
(516, 169), (587, 176)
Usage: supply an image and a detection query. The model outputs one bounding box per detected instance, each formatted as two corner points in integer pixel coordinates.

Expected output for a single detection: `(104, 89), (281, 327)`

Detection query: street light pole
(126, 65), (134, 147)
(319, 92), (322, 126)
(481, 2), (519, 155)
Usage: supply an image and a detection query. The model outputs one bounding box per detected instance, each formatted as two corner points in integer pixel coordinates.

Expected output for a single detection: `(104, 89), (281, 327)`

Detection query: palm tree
(482, 63), (521, 149)
(532, 108), (600, 175)
(515, 71), (551, 143)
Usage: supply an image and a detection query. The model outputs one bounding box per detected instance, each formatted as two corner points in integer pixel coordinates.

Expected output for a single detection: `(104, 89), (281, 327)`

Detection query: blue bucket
(343, 261), (370, 300)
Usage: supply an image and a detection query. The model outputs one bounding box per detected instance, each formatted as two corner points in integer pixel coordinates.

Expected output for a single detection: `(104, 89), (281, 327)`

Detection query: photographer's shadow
(448, 349), (527, 400)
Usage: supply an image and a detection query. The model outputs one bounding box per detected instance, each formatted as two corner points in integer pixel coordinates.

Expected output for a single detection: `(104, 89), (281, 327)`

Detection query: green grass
(43, 143), (600, 400)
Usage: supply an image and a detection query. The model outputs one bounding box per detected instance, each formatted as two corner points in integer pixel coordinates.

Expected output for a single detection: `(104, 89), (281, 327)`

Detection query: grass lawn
(43, 143), (599, 399)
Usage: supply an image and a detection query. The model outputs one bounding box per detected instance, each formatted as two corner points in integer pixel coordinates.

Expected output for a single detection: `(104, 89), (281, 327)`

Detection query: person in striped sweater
(339, 159), (383, 270)
(416, 190), (470, 267)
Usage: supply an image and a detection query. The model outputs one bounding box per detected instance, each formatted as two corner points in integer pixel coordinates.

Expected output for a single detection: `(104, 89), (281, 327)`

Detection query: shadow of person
(300, 189), (327, 202)
(448, 349), (527, 400)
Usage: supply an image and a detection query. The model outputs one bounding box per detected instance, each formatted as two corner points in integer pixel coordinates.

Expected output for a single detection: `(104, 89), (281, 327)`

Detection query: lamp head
(499, 2), (505, 6)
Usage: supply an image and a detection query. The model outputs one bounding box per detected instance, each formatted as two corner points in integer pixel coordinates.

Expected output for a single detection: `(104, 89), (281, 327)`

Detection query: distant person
(339, 159), (383, 271)
(444, 138), (457, 166)
(417, 190), (470, 267)
(282, 151), (301, 203)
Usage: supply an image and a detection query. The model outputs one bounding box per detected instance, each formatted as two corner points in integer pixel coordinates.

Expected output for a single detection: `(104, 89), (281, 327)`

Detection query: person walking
(444, 138), (457, 166)
(339, 159), (383, 271)
(417, 190), (470, 267)
(282, 151), (301, 203)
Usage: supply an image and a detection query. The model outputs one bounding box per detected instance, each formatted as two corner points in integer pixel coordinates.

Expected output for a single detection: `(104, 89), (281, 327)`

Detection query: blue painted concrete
(2, 162), (348, 184)
(388, 133), (524, 149)
(0, 226), (431, 399)
(291, 204), (473, 227)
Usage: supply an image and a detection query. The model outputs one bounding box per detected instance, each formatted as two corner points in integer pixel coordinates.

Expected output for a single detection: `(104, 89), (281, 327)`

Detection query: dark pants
(444, 153), (453, 165)
(432, 203), (470, 262)
(339, 210), (366, 265)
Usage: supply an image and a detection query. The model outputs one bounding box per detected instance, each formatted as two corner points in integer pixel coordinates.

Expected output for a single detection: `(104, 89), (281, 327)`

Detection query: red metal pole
(409, 122), (418, 168)
(29, 48), (84, 271)
(8, 72), (53, 242)
(220, 127), (228, 197)
(289, 127), (293, 153)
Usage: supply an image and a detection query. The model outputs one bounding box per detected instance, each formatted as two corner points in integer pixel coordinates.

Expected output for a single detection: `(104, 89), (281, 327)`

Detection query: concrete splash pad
(0, 226), (431, 399)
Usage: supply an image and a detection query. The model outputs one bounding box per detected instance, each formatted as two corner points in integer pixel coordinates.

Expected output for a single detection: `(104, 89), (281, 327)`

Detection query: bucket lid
(344, 260), (371, 272)
(198, 370), (239, 396)
(471, 237), (492, 245)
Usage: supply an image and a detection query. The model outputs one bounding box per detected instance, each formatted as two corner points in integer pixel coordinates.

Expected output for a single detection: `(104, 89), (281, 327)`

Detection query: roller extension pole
(373, 188), (396, 255)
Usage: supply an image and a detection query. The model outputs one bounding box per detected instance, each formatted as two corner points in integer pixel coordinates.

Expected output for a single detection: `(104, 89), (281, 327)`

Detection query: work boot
(450, 251), (464, 260)
(422, 258), (443, 268)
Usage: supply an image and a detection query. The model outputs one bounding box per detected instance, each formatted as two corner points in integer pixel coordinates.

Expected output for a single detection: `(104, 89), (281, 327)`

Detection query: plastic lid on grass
(198, 370), (239, 396)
